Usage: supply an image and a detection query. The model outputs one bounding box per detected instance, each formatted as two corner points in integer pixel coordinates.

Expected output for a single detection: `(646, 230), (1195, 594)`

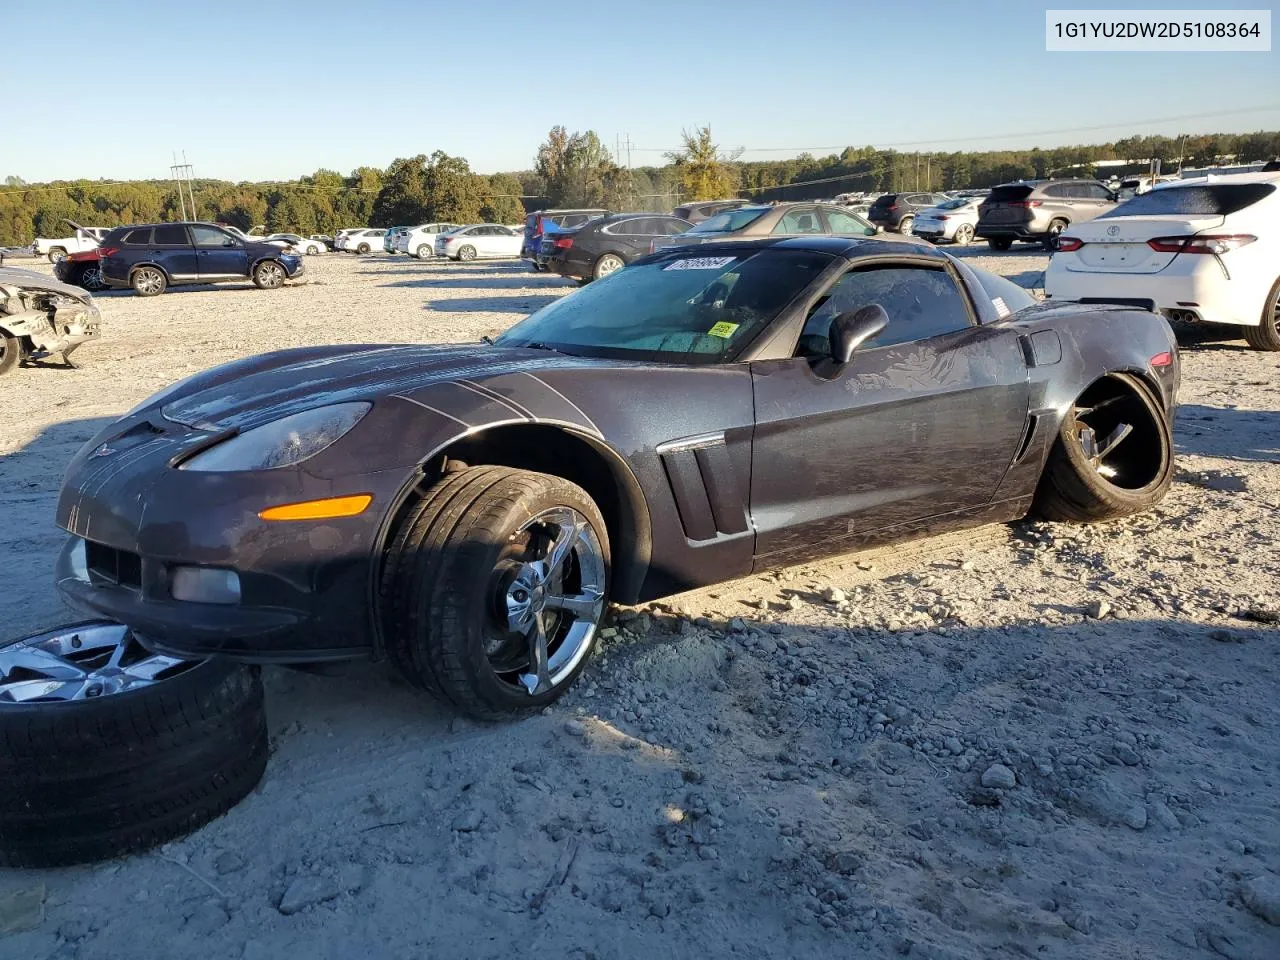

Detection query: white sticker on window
(992, 296), (1011, 318)
(663, 256), (736, 271)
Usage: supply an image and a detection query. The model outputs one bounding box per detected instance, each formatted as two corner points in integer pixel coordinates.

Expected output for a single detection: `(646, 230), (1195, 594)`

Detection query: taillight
(1009, 200), (1043, 208)
(553, 237), (574, 249)
(1150, 351), (1173, 368)
(935, 215), (950, 221)
(98, 246), (120, 257)
(1055, 237), (1084, 252)
(888, 204), (899, 212)
(1147, 235), (1256, 254)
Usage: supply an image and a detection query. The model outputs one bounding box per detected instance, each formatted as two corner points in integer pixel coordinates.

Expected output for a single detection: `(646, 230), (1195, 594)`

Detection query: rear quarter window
(970, 267), (1036, 317)
(1102, 183), (1275, 217)
(124, 228), (153, 245)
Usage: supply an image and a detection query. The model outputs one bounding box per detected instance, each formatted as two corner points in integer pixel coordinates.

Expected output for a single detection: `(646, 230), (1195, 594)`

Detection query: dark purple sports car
(53, 237), (1179, 717)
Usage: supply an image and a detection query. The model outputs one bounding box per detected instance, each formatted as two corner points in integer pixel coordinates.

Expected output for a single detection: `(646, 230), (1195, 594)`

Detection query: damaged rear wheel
(1034, 373), (1172, 522)
(0, 621), (268, 867)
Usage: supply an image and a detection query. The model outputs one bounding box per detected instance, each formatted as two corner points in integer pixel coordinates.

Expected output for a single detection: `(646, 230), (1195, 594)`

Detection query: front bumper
(281, 256), (306, 279)
(53, 413), (413, 662)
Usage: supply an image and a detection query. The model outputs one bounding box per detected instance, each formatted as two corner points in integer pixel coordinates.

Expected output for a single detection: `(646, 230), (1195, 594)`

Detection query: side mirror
(223, 238), (237, 247)
(829, 305), (889, 363)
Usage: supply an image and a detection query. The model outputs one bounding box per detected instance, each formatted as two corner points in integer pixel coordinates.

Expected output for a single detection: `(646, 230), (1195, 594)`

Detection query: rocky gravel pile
(1, 251), (1277, 959)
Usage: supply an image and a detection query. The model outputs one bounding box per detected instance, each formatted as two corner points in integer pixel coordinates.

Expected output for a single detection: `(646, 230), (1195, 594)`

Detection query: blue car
(98, 222), (305, 296)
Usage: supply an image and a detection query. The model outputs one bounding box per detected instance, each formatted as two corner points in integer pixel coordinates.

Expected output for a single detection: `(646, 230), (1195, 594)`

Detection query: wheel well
(129, 263), (169, 280)
(383, 424), (652, 605)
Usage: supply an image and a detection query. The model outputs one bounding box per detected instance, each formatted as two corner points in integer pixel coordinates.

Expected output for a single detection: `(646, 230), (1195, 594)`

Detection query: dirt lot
(1, 249), (1278, 960)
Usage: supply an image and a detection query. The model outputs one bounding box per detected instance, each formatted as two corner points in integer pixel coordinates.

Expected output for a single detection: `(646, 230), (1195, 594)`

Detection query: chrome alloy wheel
(0, 622), (199, 704)
(490, 507), (606, 696)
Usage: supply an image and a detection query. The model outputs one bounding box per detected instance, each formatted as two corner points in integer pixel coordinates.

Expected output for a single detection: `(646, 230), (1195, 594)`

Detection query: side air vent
(656, 433), (749, 542)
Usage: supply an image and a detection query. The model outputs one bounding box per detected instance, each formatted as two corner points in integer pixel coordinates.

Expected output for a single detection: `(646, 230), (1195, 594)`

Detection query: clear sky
(4, 0), (1277, 182)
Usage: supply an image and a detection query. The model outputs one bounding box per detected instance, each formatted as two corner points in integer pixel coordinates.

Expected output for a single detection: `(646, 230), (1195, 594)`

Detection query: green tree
(666, 127), (738, 201)
(423, 151), (485, 223)
(480, 173), (526, 224)
(371, 155), (430, 226)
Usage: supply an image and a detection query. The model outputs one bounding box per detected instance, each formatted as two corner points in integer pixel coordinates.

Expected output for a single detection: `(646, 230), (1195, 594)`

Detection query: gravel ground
(1, 248), (1278, 960)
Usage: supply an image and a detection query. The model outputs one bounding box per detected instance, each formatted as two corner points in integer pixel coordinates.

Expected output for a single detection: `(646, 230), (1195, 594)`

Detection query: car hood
(0, 266), (96, 302)
(160, 343), (604, 431)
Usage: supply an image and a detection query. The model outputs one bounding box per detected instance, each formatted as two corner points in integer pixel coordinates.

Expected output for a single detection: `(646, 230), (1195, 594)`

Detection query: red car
(53, 247), (108, 292)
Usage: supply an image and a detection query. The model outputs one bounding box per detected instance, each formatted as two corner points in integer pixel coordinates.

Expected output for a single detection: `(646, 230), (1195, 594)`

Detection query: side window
(1084, 183), (1112, 200)
(562, 215), (586, 228)
(190, 226), (234, 247)
(1041, 184), (1069, 199)
(153, 225), (189, 245)
(773, 208), (822, 234)
(664, 218), (691, 234)
(823, 209), (875, 235)
(794, 266), (973, 357)
(124, 228), (153, 245)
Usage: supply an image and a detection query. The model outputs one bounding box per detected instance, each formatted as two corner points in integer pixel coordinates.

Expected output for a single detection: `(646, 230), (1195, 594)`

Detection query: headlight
(179, 402), (371, 472)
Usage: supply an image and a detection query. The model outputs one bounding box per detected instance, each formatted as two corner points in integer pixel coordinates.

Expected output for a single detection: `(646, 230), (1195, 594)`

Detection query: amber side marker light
(259, 494), (373, 521)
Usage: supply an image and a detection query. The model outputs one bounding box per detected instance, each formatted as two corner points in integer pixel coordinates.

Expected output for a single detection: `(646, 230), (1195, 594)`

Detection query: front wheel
(1243, 278), (1280, 351)
(593, 253), (625, 280)
(380, 467), (610, 718)
(457, 245), (477, 262)
(952, 223), (975, 245)
(987, 237), (1013, 251)
(253, 260), (286, 289)
(897, 216), (914, 235)
(130, 266), (167, 296)
(0, 333), (22, 376)
(1034, 373), (1172, 522)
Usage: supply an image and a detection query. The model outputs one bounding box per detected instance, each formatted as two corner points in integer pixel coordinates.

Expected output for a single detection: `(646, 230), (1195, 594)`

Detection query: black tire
(953, 223), (975, 245)
(0, 332), (21, 377)
(1034, 374), (1173, 523)
(0, 623), (267, 867)
(457, 245), (477, 262)
(987, 238), (1014, 251)
(1243, 278), (1280, 351)
(80, 264), (108, 292)
(380, 467), (610, 718)
(897, 216), (914, 235)
(130, 266), (167, 296)
(253, 259), (287, 290)
(47, 247), (67, 264)
(1042, 219), (1068, 251)
(357, 243), (371, 254)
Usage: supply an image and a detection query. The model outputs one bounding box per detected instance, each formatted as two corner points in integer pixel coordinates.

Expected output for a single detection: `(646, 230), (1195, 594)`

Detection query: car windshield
(496, 248), (834, 364)
(1100, 183), (1275, 217)
(937, 198), (970, 210)
(688, 208), (768, 233)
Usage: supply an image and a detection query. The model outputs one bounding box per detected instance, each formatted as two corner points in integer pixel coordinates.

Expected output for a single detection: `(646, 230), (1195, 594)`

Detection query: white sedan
(435, 224), (523, 261)
(911, 197), (982, 244)
(395, 223), (462, 258)
(337, 228), (388, 254)
(263, 234), (325, 255)
(1045, 172), (1280, 350)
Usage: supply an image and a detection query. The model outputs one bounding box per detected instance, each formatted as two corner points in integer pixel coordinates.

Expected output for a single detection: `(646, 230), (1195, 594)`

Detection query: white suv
(337, 229), (387, 254)
(395, 223), (462, 259)
(1045, 172), (1280, 350)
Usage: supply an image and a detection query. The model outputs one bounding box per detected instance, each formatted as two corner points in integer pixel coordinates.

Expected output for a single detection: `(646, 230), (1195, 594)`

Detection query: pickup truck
(34, 220), (109, 262)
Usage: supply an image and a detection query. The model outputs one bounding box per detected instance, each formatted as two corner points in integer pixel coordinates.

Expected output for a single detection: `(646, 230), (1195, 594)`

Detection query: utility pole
(171, 152), (188, 221)
(915, 154), (920, 191)
(170, 152), (196, 220)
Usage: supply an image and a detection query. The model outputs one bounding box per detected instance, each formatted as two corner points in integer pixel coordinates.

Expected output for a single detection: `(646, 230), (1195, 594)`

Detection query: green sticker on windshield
(707, 321), (739, 339)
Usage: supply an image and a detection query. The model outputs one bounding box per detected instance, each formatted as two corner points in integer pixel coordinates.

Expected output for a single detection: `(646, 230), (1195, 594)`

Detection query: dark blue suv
(99, 222), (305, 296)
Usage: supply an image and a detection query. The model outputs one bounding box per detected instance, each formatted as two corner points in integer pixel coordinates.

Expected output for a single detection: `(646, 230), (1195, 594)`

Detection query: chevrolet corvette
(53, 237), (1178, 716)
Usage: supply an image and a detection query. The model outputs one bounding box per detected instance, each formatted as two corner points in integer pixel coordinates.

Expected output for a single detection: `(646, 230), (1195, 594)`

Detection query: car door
(748, 261), (1030, 564)
(191, 225), (249, 279)
(820, 207), (877, 237)
(1070, 182), (1117, 223)
(150, 224), (198, 280)
(494, 226), (522, 257)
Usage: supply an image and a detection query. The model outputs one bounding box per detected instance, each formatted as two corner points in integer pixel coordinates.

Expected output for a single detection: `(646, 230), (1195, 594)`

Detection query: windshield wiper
(481, 335), (495, 345)
(521, 342), (560, 353)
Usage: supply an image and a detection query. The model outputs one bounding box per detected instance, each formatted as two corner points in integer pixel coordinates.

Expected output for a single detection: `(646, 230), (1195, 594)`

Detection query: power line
(630, 103), (1280, 154)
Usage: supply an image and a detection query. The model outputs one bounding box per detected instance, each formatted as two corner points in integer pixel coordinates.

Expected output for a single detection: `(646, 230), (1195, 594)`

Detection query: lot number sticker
(663, 256), (736, 271)
(707, 321), (740, 339)
(992, 297), (1011, 318)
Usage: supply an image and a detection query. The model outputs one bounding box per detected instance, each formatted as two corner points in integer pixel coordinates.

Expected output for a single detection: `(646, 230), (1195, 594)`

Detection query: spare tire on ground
(0, 621), (268, 868)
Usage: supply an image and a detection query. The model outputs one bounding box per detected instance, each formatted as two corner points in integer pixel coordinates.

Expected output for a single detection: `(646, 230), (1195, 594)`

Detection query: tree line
(2, 127), (1277, 245)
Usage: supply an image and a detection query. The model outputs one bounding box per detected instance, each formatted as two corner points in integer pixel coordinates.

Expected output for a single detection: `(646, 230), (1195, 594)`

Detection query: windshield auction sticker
(707, 321), (740, 339)
(663, 256), (737, 271)
(1046, 10), (1270, 51)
